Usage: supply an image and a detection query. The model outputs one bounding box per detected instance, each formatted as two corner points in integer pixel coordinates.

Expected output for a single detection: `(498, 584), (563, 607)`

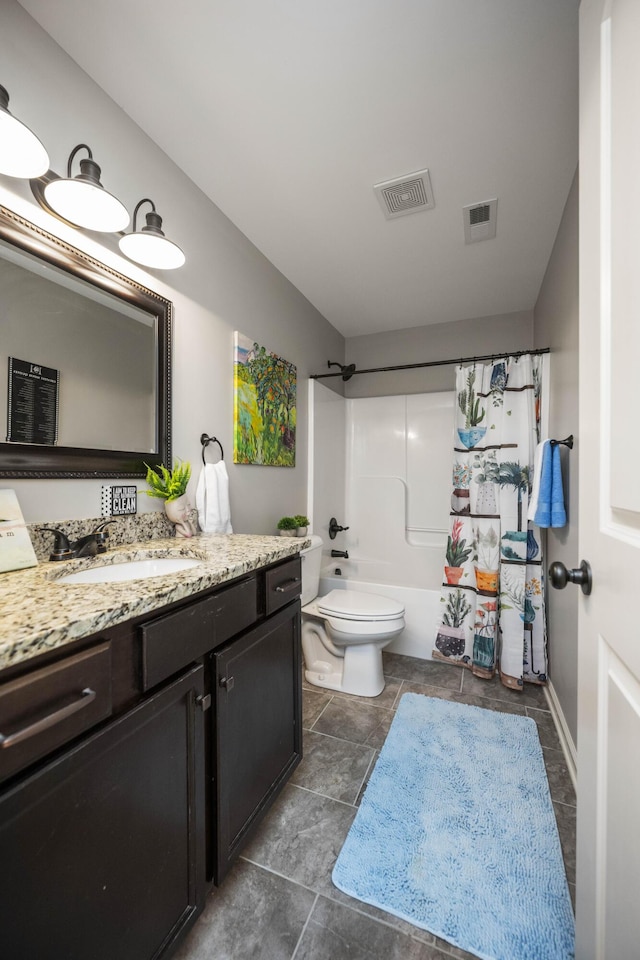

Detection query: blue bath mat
(332, 693), (574, 960)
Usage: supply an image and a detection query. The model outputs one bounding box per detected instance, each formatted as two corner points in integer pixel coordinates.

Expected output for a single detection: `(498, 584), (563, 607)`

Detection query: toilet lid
(317, 589), (404, 621)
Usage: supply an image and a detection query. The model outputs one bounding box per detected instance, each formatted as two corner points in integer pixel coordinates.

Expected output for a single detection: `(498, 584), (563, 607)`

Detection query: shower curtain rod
(310, 346), (550, 380)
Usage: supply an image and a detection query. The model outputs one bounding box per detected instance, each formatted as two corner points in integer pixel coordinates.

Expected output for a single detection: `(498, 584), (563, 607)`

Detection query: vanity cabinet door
(0, 664), (206, 960)
(213, 602), (302, 883)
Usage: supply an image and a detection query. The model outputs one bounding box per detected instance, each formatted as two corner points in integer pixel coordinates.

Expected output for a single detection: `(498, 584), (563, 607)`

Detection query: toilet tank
(300, 534), (323, 605)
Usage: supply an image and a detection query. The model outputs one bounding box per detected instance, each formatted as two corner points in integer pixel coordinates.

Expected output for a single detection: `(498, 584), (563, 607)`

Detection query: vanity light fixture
(43, 143), (129, 232)
(119, 198), (185, 269)
(0, 84), (49, 179)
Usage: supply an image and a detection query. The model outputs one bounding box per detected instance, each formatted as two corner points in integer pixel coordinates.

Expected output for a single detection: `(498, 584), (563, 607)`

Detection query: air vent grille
(463, 199), (498, 243)
(374, 169), (435, 220)
(469, 204), (491, 226)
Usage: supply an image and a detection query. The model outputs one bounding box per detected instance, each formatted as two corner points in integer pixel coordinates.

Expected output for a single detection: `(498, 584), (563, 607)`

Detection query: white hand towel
(196, 461), (233, 534)
(527, 439), (550, 522)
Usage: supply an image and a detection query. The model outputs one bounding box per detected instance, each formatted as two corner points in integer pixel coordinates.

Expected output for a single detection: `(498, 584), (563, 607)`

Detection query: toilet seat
(317, 589), (404, 622)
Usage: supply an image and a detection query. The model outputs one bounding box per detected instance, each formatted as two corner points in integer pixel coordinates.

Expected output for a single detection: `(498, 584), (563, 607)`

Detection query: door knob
(548, 560), (592, 596)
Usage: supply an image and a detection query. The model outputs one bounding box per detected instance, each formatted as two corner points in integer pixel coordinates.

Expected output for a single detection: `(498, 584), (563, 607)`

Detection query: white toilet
(300, 535), (405, 697)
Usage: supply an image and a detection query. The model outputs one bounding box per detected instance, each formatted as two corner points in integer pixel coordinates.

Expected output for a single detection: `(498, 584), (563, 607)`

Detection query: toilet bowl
(300, 536), (405, 697)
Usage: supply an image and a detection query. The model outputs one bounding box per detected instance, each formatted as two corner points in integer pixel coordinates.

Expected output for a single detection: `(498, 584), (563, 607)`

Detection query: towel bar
(549, 435), (573, 449)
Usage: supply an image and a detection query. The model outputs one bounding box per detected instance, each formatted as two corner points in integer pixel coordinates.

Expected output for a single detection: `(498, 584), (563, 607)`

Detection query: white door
(577, 1), (640, 957)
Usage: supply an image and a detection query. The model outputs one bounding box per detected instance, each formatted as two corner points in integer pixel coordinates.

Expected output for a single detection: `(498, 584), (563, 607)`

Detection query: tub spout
(331, 549), (349, 559)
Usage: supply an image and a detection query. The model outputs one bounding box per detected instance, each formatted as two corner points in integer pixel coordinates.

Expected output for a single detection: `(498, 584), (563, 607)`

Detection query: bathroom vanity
(0, 535), (304, 960)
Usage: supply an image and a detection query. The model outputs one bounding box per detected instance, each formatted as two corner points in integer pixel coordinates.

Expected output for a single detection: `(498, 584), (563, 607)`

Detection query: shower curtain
(434, 354), (547, 690)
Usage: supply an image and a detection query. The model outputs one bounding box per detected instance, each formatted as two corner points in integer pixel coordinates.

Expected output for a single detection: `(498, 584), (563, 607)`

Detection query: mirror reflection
(0, 206), (171, 478)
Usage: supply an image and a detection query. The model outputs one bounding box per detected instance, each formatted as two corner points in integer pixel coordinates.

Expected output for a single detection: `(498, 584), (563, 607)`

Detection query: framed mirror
(0, 205), (171, 478)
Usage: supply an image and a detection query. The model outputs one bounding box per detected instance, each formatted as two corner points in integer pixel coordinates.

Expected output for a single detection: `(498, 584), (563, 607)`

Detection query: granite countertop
(0, 534), (309, 673)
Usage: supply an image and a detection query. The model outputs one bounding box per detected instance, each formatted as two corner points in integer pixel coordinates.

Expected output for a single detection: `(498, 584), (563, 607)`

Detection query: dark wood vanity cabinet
(214, 601), (301, 882)
(0, 663), (206, 960)
(0, 553), (302, 960)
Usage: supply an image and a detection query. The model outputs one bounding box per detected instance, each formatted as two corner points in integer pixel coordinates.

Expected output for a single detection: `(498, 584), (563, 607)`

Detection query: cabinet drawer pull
(219, 676), (235, 691)
(274, 577), (301, 594)
(0, 687), (97, 750)
(196, 694), (212, 711)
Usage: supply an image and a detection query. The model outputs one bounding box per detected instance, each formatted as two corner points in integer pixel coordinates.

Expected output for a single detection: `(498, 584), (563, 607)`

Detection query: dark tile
(241, 783), (356, 897)
(450, 691), (526, 716)
(173, 859), (315, 960)
(327, 676), (404, 711)
(291, 729), (375, 804)
(397, 679), (526, 716)
(429, 933), (484, 960)
(568, 882), (576, 913)
(542, 747), (577, 806)
(383, 653), (463, 692)
(294, 896), (454, 960)
(461, 670), (549, 710)
(302, 689), (332, 729)
(553, 800), (577, 886)
(312, 697), (395, 748)
(355, 751), (378, 805)
(526, 706), (562, 750)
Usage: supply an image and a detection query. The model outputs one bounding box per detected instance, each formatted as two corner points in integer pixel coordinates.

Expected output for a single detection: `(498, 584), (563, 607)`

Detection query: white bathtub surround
(309, 383), (455, 661)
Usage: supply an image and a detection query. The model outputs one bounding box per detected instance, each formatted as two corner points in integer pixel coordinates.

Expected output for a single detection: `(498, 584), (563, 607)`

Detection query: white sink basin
(55, 557), (202, 584)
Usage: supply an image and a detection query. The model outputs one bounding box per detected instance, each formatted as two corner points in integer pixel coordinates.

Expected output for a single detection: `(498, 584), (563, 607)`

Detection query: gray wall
(0, 0), (344, 531)
(344, 310), (533, 397)
(533, 171), (579, 746)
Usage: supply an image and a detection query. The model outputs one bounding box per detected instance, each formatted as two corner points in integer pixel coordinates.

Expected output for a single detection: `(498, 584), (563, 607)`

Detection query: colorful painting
(233, 332), (296, 466)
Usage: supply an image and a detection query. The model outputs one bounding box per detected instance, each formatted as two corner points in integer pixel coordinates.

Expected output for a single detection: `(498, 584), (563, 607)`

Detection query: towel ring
(200, 433), (224, 464)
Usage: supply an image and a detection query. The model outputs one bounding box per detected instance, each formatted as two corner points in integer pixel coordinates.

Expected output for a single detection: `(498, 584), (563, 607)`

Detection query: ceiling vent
(374, 169), (435, 220)
(463, 198), (498, 243)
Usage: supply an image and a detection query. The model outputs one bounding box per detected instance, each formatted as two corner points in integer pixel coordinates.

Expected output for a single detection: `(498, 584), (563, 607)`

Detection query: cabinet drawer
(0, 642), (112, 783)
(265, 557), (302, 615)
(141, 576), (258, 690)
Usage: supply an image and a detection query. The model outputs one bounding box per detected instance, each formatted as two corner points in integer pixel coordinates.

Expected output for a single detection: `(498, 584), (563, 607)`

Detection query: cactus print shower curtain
(434, 354), (548, 690)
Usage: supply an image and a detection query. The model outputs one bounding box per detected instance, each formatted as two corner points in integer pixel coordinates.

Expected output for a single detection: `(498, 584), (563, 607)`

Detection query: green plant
(277, 516), (297, 530)
(445, 518), (473, 567)
(442, 589), (472, 629)
(458, 369), (486, 430)
(293, 514), (309, 528)
(497, 461), (530, 530)
(144, 460), (191, 501)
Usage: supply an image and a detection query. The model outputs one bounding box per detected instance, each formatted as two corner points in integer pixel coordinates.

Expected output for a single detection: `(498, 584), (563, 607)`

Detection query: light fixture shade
(119, 199), (185, 269)
(0, 84), (49, 179)
(43, 145), (129, 232)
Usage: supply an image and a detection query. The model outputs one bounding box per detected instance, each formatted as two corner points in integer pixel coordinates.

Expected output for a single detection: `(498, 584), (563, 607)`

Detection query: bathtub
(319, 559), (441, 661)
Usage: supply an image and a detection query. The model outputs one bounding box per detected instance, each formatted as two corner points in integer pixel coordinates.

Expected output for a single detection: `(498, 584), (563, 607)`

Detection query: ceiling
(18, 0), (579, 339)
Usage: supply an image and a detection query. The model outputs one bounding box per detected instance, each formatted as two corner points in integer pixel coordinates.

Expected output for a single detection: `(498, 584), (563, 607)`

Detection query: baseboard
(544, 681), (577, 793)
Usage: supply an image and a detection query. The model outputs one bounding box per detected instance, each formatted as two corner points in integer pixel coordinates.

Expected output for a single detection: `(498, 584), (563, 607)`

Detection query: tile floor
(175, 653), (576, 960)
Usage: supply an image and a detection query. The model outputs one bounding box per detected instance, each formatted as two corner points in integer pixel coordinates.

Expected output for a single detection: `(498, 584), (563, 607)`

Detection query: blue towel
(534, 443), (566, 528)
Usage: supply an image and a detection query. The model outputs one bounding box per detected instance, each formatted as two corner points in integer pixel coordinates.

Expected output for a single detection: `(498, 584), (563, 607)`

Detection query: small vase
(164, 494), (195, 538)
(296, 526), (308, 537)
(279, 529), (296, 537)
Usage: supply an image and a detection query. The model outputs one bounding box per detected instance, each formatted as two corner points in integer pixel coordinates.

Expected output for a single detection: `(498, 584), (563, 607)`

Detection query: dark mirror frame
(0, 205), (171, 479)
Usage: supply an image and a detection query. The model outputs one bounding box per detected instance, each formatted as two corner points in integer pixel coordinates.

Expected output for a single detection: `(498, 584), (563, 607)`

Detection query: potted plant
(435, 588), (472, 658)
(144, 460), (195, 537)
(473, 523), (499, 592)
(444, 518), (473, 584)
(457, 368), (487, 449)
(293, 514), (310, 537)
(277, 516), (297, 537)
